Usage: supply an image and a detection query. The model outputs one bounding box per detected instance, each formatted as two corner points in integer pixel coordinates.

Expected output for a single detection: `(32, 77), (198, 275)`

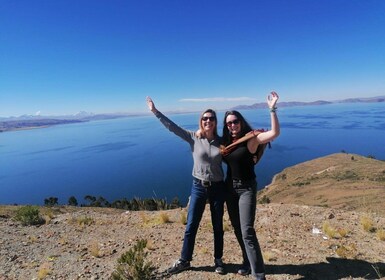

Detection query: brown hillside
(258, 153), (385, 216)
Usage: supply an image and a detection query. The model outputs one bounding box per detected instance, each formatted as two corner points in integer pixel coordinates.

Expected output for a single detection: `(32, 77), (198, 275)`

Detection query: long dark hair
(199, 109), (218, 138)
(222, 110), (253, 145)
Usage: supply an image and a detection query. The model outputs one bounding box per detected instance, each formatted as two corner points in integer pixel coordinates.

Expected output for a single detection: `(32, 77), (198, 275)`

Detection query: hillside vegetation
(259, 153), (385, 216)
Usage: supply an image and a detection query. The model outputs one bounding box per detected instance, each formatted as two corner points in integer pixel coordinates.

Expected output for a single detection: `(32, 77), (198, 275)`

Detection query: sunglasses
(226, 119), (240, 126)
(202, 116), (216, 121)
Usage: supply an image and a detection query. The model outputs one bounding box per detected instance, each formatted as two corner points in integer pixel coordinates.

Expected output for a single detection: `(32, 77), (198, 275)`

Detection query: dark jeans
(180, 179), (225, 261)
(225, 178), (265, 276)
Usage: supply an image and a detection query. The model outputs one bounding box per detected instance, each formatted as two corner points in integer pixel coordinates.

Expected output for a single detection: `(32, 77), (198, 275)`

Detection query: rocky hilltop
(1, 153), (385, 280)
(259, 153), (385, 216)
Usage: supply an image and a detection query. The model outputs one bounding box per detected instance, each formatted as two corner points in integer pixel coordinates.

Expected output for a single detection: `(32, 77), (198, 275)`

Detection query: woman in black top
(222, 91), (280, 280)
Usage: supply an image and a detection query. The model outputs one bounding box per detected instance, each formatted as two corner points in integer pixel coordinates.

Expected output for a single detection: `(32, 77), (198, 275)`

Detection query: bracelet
(269, 107), (277, 113)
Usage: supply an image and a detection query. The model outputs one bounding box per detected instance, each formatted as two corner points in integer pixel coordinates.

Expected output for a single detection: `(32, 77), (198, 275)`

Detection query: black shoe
(237, 264), (251, 275)
(166, 259), (191, 274)
(214, 258), (225, 274)
(254, 272), (266, 280)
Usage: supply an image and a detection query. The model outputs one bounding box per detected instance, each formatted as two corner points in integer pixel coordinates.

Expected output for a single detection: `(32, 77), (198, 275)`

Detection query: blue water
(1, 103), (384, 206)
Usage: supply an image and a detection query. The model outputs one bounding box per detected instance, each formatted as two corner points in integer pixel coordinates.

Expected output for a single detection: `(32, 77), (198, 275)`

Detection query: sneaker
(214, 258), (225, 274)
(237, 264), (251, 275)
(166, 259), (191, 274)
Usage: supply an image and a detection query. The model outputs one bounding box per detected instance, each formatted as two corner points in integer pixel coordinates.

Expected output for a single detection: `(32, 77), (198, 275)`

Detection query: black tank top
(224, 142), (256, 180)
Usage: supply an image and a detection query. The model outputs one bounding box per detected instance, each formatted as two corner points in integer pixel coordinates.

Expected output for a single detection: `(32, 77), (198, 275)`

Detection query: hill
(231, 95), (385, 110)
(1, 153), (385, 279)
(258, 153), (385, 216)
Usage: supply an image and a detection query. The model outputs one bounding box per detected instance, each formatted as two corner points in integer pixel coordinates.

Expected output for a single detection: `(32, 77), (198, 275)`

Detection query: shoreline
(1, 97), (384, 133)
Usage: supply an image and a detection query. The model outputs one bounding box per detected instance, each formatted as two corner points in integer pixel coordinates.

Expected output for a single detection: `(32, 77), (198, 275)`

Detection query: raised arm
(248, 91), (280, 152)
(146, 96), (193, 142)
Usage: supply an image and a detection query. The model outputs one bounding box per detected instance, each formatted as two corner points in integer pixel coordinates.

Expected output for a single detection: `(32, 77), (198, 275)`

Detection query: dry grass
(223, 220), (232, 232)
(376, 228), (385, 241)
(68, 215), (94, 227)
(179, 210), (187, 225)
(263, 251), (277, 262)
(360, 216), (375, 232)
(37, 263), (51, 279)
(322, 222), (339, 239)
(140, 212), (150, 225)
(335, 244), (357, 258)
(337, 228), (349, 238)
(89, 240), (101, 258)
(158, 212), (170, 224)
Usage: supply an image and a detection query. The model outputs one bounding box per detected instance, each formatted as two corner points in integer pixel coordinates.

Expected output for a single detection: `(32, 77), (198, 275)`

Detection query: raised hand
(267, 91), (279, 109)
(146, 96), (157, 113)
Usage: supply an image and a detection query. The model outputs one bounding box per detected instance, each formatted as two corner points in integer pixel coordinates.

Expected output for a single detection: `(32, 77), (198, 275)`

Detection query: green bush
(111, 239), (156, 280)
(44, 197), (58, 206)
(68, 196), (78, 206)
(14, 205), (45, 226)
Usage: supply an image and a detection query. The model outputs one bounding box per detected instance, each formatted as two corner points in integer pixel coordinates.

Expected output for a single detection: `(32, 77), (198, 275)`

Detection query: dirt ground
(1, 203), (385, 280)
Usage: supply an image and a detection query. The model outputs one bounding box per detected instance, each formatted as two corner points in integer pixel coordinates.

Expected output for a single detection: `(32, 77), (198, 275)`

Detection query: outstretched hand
(146, 96), (157, 113)
(267, 91), (279, 108)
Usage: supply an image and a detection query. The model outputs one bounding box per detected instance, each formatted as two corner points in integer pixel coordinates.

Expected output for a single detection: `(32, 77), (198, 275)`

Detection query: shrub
(68, 196), (78, 206)
(44, 197), (58, 206)
(14, 205), (45, 226)
(111, 239), (156, 280)
(169, 197), (182, 209)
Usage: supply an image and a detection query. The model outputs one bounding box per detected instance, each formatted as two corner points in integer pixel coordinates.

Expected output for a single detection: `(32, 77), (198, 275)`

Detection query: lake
(1, 103), (384, 206)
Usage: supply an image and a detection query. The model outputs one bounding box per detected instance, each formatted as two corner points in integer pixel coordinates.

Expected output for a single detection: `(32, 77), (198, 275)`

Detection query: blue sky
(1, 0), (384, 117)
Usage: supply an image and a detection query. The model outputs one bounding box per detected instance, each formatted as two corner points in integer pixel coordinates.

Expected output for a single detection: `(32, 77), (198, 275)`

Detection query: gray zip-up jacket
(154, 111), (224, 182)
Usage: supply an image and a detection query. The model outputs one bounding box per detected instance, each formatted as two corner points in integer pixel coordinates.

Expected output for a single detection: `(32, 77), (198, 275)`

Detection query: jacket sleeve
(154, 111), (194, 143)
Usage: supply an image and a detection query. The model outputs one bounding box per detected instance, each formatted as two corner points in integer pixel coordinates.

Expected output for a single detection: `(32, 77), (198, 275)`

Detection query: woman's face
(226, 114), (241, 137)
(201, 113), (216, 132)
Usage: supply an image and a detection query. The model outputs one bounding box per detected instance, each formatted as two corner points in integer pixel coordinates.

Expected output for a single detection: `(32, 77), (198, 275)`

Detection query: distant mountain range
(0, 112), (144, 132)
(231, 95), (385, 110)
(1, 96), (384, 132)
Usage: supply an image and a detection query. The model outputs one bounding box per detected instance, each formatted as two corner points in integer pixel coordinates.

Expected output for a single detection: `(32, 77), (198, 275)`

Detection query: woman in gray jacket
(146, 96), (226, 275)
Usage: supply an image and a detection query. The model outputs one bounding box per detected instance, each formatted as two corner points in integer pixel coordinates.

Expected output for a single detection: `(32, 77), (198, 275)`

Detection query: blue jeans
(180, 179), (225, 261)
(225, 178), (265, 276)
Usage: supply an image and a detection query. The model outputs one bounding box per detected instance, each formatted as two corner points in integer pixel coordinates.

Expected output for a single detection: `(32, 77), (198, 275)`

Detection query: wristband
(269, 107), (277, 113)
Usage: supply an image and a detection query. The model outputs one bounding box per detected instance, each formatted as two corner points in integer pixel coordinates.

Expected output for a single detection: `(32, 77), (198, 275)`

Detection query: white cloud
(179, 97), (257, 103)
(35, 111), (41, 116)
